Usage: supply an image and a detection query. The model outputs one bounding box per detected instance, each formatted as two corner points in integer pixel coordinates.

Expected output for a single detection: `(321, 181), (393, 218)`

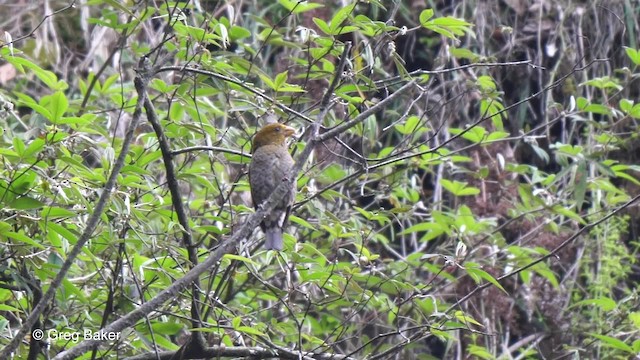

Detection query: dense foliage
(1, 0), (639, 359)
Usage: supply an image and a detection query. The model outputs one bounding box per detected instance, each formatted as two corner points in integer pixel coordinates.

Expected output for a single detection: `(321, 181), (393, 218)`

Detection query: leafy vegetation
(0, 0), (639, 359)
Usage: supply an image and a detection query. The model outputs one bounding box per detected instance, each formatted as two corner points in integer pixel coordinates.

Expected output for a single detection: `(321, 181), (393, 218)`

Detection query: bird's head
(252, 123), (296, 152)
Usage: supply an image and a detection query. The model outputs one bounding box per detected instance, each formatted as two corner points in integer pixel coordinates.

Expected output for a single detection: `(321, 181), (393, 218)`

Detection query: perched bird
(249, 123), (296, 250)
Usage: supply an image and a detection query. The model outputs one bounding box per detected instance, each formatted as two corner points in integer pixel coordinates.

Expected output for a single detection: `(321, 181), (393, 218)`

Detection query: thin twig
(0, 0), (76, 49)
(171, 145), (251, 158)
(157, 66), (316, 124)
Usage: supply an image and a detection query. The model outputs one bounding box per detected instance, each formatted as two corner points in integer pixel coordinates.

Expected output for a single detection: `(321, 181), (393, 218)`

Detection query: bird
(248, 123), (296, 250)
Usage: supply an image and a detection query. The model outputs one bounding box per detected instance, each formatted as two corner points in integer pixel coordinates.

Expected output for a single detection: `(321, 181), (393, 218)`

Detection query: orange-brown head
(252, 123), (296, 153)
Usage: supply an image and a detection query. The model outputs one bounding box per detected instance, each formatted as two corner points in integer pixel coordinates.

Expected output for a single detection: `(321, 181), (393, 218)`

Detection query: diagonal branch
(318, 79), (417, 141)
(122, 344), (356, 360)
(143, 96), (205, 347)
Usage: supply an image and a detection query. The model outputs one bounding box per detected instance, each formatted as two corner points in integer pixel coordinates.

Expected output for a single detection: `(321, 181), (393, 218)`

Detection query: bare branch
(123, 344), (355, 360)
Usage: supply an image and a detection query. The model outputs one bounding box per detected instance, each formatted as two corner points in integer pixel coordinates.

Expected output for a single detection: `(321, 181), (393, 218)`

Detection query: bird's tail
(265, 228), (284, 251)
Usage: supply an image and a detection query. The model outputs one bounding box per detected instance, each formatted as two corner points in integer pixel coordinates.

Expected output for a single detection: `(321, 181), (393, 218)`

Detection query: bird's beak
(283, 126), (296, 137)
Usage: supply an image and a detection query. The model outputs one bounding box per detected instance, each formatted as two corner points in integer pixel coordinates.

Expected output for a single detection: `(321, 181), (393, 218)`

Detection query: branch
(375, 59), (539, 86)
(156, 66), (316, 124)
(122, 345), (355, 360)
(171, 145), (251, 158)
(143, 96), (205, 343)
(0, 56), (153, 359)
(0, 1), (76, 49)
(318, 79), (417, 141)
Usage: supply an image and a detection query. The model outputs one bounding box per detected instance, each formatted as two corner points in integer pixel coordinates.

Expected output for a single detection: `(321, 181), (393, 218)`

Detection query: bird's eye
(274, 126), (281, 132)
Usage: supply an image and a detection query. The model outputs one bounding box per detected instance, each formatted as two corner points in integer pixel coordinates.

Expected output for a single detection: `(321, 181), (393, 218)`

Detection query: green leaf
(590, 334), (634, 353)
(44, 91), (69, 124)
(466, 266), (508, 294)
(450, 126), (485, 143)
(580, 76), (622, 90)
(572, 297), (616, 312)
(9, 197), (43, 210)
(5, 231), (45, 249)
(395, 115), (424, 135)
(440, 179), (480, 196)
(551, 205), (586, 224)
(467, 344), (494, 359)
(624, 46), (640, 65)
(419, 9), (434, 24)
(151, 322), (183, 335)
(0, 304), (21, 312)
(329, 2), (356, 34)
(223, 254), (258, 265)
(259, 73), (276, 90)
(62, 278), (87, 301)
(486, 131), (509, 141)
(422, 16), (473, 40)
(619, 98), (633, 113)
(629, 312), (640, 329)
(274, 71), (288, 90)
(454, 310), (483, 327)
(229, 25), (252, 40)
(4, 55), (67, 90)
(236, 325), (266, 336)
(449, 47), (480, 61)
(23, 138), (45, 158)
(279, 0), (323, 13)
(312, 18), (331, 35)
(289, 215), (316, 230)
(12, 137), (25, 157)
(573, 160), (587, 209)
(531, 262), (559, 288)
(14, 92), (51, 119)
(47, 222), (79, 245)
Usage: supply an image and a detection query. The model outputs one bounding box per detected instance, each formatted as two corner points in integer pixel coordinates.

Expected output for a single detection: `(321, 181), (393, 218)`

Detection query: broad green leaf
(151, 322), (183, 335)
(47, 222), (79, 244)
(450, 126), (485, 143)
(223, 254), (258, 265)
(236, 326), (266, 336)
(9, 197), (43, 210)
(419, 9), (434, 24)
(49, 91), (68, 124)
(465, 266), (508, 294)
(278, 0), (323, 13)
(572, 297), (616, 312)
(12, 137), (25, 157)
(440, 179), (480, 196)
(62, 278), (87, 301)
(329, 3), (356, 34)
(454, 310), (483, 327)
(624, 46), (640, 65)
(5, 231), (45, 249)
(312, 18), (331, 35)
(23, 138), (45, 158)
(4, 55), (66, 90)
(590, 334), (634, 353)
